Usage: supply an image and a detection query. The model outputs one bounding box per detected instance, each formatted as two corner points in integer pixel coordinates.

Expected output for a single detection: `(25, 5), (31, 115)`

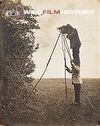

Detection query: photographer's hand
(65, 66), (72, 73)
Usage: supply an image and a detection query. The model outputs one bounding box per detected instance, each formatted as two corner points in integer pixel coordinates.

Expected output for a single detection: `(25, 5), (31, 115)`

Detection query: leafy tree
(0, 0), (40, 119)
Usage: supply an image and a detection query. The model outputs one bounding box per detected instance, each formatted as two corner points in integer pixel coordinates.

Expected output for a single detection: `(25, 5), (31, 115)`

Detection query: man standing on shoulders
(59, 24), (82, 104)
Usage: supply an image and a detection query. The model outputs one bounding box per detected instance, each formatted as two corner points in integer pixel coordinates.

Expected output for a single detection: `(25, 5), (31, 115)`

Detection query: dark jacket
(67, 28), (81, 49)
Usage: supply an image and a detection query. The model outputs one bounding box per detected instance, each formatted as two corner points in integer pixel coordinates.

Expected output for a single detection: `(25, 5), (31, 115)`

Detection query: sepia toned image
(0, 0), (100, 126)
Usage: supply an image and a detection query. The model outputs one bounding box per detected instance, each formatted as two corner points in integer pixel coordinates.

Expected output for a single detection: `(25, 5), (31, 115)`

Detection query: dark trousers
(74, 84), (81, 103)
(72, 47), (80, 65)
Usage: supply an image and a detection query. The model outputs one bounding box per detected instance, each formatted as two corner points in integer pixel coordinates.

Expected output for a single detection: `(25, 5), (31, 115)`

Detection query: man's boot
(74, 84), (81, 104)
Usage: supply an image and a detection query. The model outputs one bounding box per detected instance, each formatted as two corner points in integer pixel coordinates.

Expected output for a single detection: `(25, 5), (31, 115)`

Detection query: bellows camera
(58, 25), (68, 34)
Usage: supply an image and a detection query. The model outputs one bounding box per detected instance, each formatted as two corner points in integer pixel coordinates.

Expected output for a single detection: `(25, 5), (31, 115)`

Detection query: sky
(22, 0), (100, 78)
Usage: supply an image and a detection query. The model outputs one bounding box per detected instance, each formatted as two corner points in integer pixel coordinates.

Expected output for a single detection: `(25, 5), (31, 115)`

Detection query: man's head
(65, 24), (74, 34)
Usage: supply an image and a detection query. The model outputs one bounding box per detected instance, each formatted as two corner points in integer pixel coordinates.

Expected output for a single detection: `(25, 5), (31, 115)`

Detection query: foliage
(0, 0), (40, 118)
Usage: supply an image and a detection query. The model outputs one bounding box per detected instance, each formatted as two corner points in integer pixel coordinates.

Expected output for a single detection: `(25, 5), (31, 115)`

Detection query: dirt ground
(5, 79), (100, 126)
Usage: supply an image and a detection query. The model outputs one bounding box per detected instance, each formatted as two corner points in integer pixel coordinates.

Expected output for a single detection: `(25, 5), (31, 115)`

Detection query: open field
(4, 79), (100, 126)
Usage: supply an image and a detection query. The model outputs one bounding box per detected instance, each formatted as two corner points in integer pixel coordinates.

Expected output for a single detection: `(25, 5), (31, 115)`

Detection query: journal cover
(0, 0), (100, 126)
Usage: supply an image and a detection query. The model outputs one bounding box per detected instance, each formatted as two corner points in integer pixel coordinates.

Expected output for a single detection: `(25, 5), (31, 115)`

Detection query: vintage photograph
(0, 0), (100, 126)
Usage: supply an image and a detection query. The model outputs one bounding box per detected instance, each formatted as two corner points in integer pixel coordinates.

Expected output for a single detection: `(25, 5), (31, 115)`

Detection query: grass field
(6, 79), (100, 126)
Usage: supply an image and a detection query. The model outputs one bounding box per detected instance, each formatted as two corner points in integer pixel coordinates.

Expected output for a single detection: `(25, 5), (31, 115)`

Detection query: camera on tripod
(58, 24), (74, 34)
(57, 25), (68, 34)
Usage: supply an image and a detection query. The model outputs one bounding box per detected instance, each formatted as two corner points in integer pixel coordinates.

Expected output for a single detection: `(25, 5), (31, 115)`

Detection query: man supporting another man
(59, 24), (82, 104)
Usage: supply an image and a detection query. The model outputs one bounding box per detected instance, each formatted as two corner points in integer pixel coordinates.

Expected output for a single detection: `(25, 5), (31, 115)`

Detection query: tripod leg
(61, 34), (68, 104)
(64, 61), (67, 103)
